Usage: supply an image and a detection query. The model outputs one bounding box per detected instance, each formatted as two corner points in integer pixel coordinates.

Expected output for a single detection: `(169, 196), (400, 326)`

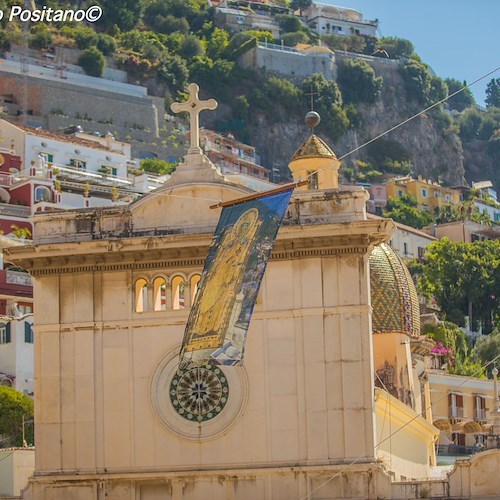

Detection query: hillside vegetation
(0, 0), (498, 188)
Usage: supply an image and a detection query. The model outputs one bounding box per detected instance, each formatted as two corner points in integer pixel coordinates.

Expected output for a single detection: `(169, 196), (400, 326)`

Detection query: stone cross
(171, 83), (218, 155)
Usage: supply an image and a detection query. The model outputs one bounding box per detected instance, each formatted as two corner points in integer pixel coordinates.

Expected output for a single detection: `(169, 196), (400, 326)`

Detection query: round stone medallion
(151, 349), (248, 440)
(169, 365), (229, 422)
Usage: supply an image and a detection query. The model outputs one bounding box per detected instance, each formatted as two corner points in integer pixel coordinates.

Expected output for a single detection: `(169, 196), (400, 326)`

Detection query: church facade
(8, 88), (499, 499)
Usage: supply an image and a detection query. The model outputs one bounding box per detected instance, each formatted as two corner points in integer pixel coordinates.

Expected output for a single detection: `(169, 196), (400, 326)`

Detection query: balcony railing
(0, 203), (30, 217)
(449, 406), (464, 418)
(437, 444), (475, 456)
(6, 269), (32, 287)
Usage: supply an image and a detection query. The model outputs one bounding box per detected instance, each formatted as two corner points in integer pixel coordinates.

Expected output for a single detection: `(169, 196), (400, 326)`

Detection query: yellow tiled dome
(290, 134), (338, 161)
(369, 243), (420, 338)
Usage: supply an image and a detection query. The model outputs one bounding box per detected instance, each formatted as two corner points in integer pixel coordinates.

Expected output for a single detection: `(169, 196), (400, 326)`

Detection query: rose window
(169, 365), (229, 422)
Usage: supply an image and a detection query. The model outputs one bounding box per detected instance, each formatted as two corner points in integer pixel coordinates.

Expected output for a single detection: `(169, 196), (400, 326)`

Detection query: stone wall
(239, 44), (336, 81)
(0, 72), (160, 136)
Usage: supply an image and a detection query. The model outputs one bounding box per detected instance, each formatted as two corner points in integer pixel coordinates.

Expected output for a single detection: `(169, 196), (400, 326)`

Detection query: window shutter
(24, 322), (32, 343)
(5, 322), (10, 343)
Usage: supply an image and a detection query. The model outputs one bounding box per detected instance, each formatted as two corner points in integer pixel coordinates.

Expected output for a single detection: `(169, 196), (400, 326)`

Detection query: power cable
(298, 352), (500, 500)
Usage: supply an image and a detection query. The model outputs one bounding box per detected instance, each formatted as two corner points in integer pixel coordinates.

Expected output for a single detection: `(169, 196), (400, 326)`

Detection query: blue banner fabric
(179, 189), (293, 368)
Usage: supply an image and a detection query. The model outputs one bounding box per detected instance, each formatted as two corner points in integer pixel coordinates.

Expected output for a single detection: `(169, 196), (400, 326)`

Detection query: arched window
(34, 186), (51, 202)
(153, 277), (167, 311)
(135, 278), (148, 312)
(190, 274), (201, 303)
(171, 276), (185, 310)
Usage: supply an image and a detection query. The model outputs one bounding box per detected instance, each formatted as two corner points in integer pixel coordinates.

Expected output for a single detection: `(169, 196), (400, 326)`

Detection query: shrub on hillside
(78, 47), (106, 77)
(321, 34), (365, 54)
(458, 108), (483, 141)
(180, 34), (204, 58)
(140, 158), (177, 175)
(29, 29), (52, 49)
(276, 14), (302, 33)
(282, 31), (309, 47)
(337, 58), (383, 104)
(97, 34), (117, 55)
(444, 78), (476, 112)
(399, 59), (446, 106)
(376, 36), (413, 59)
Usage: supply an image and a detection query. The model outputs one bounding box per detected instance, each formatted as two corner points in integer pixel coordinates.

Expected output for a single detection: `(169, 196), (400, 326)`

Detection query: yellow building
(385, 176), (461, 213)
(428, 370), (497, 452)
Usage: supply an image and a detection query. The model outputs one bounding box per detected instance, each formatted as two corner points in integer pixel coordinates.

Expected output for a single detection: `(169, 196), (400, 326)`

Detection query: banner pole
(210, 180), (308, 209)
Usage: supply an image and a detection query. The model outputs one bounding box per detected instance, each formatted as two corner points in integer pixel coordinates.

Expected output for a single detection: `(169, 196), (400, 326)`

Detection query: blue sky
(322, 0), (500, 105)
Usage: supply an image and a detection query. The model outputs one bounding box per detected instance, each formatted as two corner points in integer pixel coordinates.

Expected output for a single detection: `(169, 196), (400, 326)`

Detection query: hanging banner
(179, 189), (293, 368)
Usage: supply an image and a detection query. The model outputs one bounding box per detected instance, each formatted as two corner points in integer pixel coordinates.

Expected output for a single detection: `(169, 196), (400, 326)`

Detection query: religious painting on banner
(179, 189), (293, 368)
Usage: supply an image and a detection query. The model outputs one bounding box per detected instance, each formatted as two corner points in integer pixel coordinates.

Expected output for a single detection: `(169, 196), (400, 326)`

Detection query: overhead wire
(136, 64), (499, 207)
(304, 64), (500, 180)
(298, 352), (500, 500)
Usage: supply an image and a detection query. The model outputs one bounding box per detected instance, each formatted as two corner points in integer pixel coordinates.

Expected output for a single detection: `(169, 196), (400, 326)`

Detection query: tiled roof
(370, 243), (420, 338)
(15, 125), (117, 153)
(291, 134), (337, 161)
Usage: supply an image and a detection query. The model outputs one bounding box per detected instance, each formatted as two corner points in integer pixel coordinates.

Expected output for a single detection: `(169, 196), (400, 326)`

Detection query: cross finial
(305, 85), (319, 111)
(171, 83), (218, 154)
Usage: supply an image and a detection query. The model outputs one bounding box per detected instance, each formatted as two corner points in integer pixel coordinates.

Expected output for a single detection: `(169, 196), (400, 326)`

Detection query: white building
(303, 2), (378, 37)
(0, 120), (165, 210)
(0, 314), (34, 395)
(0, 120), (129, 179)
(390, 221), (437, 260)
(474, 199), (500, 224)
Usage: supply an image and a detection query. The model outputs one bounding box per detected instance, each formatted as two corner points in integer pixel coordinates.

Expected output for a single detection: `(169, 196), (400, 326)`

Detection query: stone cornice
(6, 219), (395, 275)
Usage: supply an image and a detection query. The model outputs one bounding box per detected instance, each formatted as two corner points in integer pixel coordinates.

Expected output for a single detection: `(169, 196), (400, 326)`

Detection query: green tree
(144, 0), (208, 33)
(485, 78), (500, 109)
(383, 195), (435, 229)
(118, 30), (166, 54)
(400, 59), (432, 104)
(302, 73), (342, 108)
(423, 322), (485, 377)
(96, 0), (144, 32)
(282, 31), (309, 47)
(97, 34), (117, 56)
(321, 34), (365, 54)
(301, 74), (349, 139)
(458, 107), (483, 141)
(206, 27), (229, 59)
(290, 0), (312, 15)
(228, 31), (273, 54)
(29, 29), (52, 49)
(73, 26), (98, 50)
(276, 14), (302, 33)
(140, 158), (177, 175)
(0, 386), (34, 447)
(419, 238), (500, 333)
(376, 36), (413, 59)
(337, 58), (383, 104)
(475, 329), (500, 377)
(158, 53), (189, 91)
(429, 75), (448, 105)
(444, 78), (476, 112)
(78, 48), (106, 77)
(180, 34), (204, 58)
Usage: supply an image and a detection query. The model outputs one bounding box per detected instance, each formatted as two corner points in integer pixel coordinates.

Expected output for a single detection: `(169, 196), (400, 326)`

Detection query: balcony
(449, 406), (464, 418)
(0, 172), (17, 187)
(6, 269), (32, 287)
(0, 203), (31, 217)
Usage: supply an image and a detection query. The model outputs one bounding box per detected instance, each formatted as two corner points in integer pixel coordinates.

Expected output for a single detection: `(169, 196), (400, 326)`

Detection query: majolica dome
(290, 134), (338, 162)
(370, 243), (420, 338)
